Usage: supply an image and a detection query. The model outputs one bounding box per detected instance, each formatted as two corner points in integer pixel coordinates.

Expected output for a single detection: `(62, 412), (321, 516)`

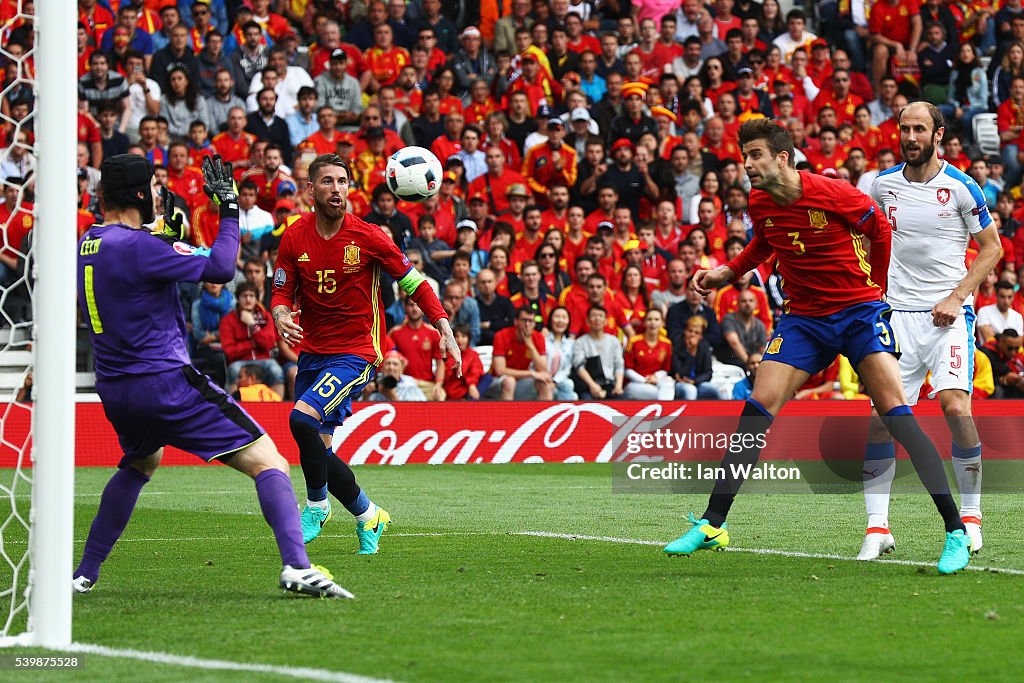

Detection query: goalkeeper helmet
(99, 154), (156, 225)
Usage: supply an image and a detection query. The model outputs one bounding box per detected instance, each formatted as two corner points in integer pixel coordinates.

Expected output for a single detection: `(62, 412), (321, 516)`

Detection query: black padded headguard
(99, 154), (156, 224)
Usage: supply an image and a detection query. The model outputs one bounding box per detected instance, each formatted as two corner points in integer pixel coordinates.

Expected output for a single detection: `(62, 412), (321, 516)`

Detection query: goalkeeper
(73, 154), (352, 599)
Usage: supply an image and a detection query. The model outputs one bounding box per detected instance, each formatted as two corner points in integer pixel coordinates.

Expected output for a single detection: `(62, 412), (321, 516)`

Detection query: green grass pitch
(3, 463), (1024, 682)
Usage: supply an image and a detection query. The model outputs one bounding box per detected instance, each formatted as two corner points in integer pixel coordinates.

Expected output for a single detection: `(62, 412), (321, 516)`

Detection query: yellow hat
(621, 81), (649, 99)
(650, 106), (676, 122)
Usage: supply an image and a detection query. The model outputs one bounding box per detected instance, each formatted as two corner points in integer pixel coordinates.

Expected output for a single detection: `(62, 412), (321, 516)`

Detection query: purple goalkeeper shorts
(96, 365), (266, 466)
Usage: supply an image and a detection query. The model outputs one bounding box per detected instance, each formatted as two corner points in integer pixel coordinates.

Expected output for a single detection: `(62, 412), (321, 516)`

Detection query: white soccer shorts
(890, 309), (975, 406)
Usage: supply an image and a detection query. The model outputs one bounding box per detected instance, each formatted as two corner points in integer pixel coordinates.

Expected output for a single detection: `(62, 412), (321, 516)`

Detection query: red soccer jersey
(725, 171), (889, 317)
(713, 284), (774, 333)
(391, 321), (442, 382)
(0, 201), (32, 260)
(302, 130), (341, 156)
(812, 91), (863, 126)
(468, 169), (527, 215)
(869, 0), (918, 47)
(804, 147), (845, 175)
(271, 212), (417, 364)
(166, 166), (206, 211)
(77, 113), (101, 147)
(443, 346), (483, 400)
(363, 46), (410, 86)
(241, 168), (296, 213)
(491, 327), (547, 372)
(212, 131), (256, 166)
(624, 335), (672, 376)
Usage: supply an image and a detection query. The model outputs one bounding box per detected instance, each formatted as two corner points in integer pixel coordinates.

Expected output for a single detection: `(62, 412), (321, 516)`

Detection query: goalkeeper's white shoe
(856, 528), (896, 560)
(72, 576), (94, 594)
(962, 516), (983, 555)
(280, 564), (354, 599)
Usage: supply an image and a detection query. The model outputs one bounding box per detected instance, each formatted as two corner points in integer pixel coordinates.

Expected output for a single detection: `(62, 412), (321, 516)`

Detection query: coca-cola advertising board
(3, 401), (1021, 468)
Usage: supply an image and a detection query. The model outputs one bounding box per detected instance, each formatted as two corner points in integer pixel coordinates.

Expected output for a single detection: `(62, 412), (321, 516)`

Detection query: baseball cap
(365, 126), (386, 140)
(520, 52), (537, 63)
(336, 132), (355, 146)
(596, 220), (614, 232)
(536, 102), (553, 118)
(456, 218), (478, 232)
(736, 66), (753, 76)
(461, 26), (481, 39)
(506, 183), (529, 197)
(571, 107), (591, 122)
(811, 38), (829, 49)
(274, 198), (296, 212)
(611, 138), (634, 152)
(383, 350), (407, 364)
(77, 167), (88, 179)
(443, 170), (459, 182)
(330, 48), (348, 61)
(547, 117), (565, 128)
(277, 179), (297, 194)
(622, 239), (643, 254)
(468, 190), (488, 203)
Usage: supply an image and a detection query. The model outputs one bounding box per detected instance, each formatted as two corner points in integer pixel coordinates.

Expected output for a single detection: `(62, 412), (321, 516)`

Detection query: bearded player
(272, 153), (460, 552)
(74, 154), (351, 598)
(665, 119), (972, 574)
(857, 102), (1002, 560)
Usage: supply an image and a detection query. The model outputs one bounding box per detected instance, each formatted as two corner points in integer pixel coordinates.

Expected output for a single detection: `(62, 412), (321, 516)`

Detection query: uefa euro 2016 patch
(274, 267), (286, 287)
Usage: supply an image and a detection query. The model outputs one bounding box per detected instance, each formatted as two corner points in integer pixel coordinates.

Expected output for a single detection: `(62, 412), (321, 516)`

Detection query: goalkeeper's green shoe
(663, 513), (730, 556)
(937, 529), (971, 575)
(301, 503), (332, 544)
(356, 508), (391, 555)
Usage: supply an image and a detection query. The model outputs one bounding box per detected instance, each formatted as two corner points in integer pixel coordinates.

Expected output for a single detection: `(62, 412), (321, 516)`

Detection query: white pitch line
(54, 643), (395, 683)
(514, 531), (1024, 576)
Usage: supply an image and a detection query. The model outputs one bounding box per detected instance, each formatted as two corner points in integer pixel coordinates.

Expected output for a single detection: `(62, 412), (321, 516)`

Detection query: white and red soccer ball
(385, 147), (444, 202)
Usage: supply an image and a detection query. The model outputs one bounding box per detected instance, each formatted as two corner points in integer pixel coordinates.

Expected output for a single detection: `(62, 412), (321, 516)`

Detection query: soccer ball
(386, 147), (443, 202)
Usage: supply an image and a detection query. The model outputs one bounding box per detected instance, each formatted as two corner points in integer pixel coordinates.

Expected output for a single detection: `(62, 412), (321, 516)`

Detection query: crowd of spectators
(2, 0), (1024, 399)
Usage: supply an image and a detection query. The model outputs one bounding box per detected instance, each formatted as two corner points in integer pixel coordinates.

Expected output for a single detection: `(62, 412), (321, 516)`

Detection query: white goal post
(0, 0), (77, 647)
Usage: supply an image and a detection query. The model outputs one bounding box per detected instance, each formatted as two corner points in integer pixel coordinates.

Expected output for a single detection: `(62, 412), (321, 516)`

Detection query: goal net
(0, 0), (77, 647)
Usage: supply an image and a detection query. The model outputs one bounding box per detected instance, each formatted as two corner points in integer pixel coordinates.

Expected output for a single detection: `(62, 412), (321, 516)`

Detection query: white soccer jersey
(872, 161), (992, 311)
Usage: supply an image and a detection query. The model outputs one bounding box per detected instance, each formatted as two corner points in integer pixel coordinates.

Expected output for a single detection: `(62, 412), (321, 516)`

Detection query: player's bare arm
(691, 266), (736, 296)
(434, 317), (463, 378)
(272, 304), (303, 345)
(933, 225), (1002, 327)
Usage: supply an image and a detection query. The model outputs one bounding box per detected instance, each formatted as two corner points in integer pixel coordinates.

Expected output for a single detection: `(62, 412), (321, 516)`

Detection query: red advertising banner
(0, 401), (1021, 468)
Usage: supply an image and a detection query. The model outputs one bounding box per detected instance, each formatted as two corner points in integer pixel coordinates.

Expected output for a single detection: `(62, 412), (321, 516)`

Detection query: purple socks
(254, 468), (310, 569)
(74, 466), (150, 583)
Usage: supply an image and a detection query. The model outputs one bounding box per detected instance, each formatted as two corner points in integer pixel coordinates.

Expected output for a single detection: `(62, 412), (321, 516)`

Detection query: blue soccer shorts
(294, 353), (377, 430)
(762, 300), (898, 375)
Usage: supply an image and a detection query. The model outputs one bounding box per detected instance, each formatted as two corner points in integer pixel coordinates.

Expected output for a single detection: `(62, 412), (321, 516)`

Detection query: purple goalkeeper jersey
(77, 218), (239, 380)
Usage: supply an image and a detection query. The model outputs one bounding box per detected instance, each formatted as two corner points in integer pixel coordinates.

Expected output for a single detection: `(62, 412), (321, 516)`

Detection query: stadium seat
(708, 360), (746, 400)
(475, 345), (493, 373)
(972, 113), (1000, 159)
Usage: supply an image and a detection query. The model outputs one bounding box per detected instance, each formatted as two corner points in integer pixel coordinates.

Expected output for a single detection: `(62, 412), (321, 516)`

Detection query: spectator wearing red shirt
(806, 39), (833, 88)
(794, 357), (842, 400)
(522, 119), (578, 205)
(811, 68), (864, 126)
(998, 76), (1024, 186)
(211, 106), (256, 170)
(877, 93), (910, 162)
(164, 142), (205, 211)
(512, 206), (546, 270)
(299, 106), (341, 156)
(0, 180), (31, 284)
(510, 261), (558, 326)
(249, 0), (292, 42)
(869, 0), (923, 93)
(468, 145), (527, 217)
(219, 283), (284, 398)
(77, 111), (103, 170)
(568, 273), (632, 337)
(391, 299), (446, 400)
(79, 0), (114, 43)
(489, 306), (553, 400)
(361, 23), (410, 94)
(623, 308), (675, 400)
(430, 110), (465, 164)
(804, 127), (845, 175)
(703, 116), (742, 163)
(443, 326), (483, 400)
(240, 144), (294, 214)
(941, 134), (972, 174)
(631, 18), (674, 81)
